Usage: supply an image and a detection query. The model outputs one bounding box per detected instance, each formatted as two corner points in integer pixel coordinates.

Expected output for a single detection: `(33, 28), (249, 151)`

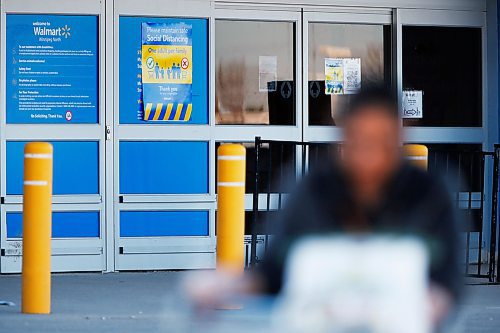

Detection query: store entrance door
(112, 1), (216, 271)
(396, 9), (489, 275)
(0, 0), (107, 273)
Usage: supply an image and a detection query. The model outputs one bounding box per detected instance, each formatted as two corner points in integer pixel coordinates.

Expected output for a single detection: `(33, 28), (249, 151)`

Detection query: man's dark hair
(338, 85), (399, 124)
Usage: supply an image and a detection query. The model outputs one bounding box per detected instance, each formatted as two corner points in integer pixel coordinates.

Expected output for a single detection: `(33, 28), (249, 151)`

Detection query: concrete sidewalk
(0, 272), (499, 333)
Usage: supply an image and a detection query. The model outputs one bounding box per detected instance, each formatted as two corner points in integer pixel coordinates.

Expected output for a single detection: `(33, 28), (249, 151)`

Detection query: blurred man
(188, 87), (460, 327)
(259, 87), (460, 325)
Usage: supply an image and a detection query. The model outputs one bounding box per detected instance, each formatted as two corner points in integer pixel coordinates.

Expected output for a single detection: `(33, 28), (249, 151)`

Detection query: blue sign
(119, 17), (208, 124)
(6, 14), (99, 123)
(141, 22), (193, 122)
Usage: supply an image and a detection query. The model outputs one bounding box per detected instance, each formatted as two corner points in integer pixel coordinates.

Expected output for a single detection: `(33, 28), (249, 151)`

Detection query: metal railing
(249, 137), (500, 283)
(427, 149), (497, 281)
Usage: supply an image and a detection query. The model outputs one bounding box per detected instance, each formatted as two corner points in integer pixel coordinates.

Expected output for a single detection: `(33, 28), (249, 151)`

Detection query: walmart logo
(61, 25), (71, 38)
(33, 24), (72, 38)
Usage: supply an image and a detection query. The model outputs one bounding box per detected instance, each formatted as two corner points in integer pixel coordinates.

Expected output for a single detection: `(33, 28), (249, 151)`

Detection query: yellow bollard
(216, 144), (246, 274)
(22, 142), (53, 314)
(403, 144), (428, 171)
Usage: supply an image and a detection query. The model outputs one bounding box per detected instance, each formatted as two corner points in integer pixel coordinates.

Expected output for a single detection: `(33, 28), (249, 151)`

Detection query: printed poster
(259, 56), (277, 92)
(141, 22), (193, 121)
(325, 58), (361, 95)
(403, 90), (423, 119)
(6, 14), (99, 123)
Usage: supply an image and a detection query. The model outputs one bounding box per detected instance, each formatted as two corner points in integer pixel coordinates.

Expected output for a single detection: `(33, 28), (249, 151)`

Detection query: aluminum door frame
(0, 0), (107, 273)
(113, 0), (216, 271)
(394, 9), (487, 145)
(302, 9), (393, 144)
(213, 6), (304, 212)
(395, 8), (492, 264)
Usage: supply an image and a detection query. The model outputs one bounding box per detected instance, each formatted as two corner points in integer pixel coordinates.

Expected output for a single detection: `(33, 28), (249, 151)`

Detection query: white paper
(403, 90), (423, 119)
(325, 58), (361, 95)
(343, 58), (362, 94)
(273, 236), (431, 333)
(259, 56), (277, 92)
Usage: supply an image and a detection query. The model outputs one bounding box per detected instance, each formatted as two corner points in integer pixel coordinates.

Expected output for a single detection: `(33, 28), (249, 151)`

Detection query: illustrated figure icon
(162, 63), (185, 80)
(171, 63), (177, 79)
(174, 63), (181, 79)
(154, 63), (160, 79)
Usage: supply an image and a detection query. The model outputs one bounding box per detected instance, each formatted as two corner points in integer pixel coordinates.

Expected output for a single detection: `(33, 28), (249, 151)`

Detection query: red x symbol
(181, 58), (189, 69)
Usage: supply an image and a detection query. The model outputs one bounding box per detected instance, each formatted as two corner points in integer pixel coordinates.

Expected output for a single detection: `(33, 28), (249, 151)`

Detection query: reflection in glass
(308, 23), (391, 126)
(403, 27), (482, 127)
(215, 20), (296, 125)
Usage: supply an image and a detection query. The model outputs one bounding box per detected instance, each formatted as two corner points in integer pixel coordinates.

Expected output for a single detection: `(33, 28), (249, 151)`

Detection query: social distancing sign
(141, 22), (193, 122)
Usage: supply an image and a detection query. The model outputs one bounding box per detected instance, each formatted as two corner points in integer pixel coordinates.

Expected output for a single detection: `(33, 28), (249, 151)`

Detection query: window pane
(308, 23), (391, 126)
(403, 27), (482, 127)
(215, 20), (296, 125)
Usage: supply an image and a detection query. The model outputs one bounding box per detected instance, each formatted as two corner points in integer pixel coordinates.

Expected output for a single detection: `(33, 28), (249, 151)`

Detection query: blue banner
(141, 22), (193, 122)
(6, 14), (99, 123)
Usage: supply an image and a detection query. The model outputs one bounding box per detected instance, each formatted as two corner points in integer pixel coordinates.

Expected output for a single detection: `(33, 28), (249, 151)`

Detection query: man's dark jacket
(260, 161), (462, 299)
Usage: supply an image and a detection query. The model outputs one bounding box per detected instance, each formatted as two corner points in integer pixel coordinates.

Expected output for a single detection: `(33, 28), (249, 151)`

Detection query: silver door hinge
(106, 125), (111, 140)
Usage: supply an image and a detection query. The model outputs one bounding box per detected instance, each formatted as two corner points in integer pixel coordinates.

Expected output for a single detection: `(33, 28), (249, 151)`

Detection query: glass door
(395, 9), (488, 274)
(396, 9), (486, 144)
(303, 10), (393, 143)
(113, 1), (215, 271)
(0, 0), (106, 272)
(213, 7), (302, 264)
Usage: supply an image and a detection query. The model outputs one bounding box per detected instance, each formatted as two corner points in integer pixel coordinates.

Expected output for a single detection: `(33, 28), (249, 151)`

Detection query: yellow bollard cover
(216, 144), (246, 275)
(22, 142), (53, 314)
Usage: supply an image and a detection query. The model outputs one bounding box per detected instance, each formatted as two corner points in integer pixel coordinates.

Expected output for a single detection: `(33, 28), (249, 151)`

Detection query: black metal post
(250, 136), (261, 267)
(478, 154), (485, 276)
(489, 146), (499, 282)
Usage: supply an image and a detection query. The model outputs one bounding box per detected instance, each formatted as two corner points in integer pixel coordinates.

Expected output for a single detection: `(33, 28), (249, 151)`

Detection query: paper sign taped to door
(403, 90), (423, 119)
(325, 58), (361, 95)
(259, 56), (277, 92)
